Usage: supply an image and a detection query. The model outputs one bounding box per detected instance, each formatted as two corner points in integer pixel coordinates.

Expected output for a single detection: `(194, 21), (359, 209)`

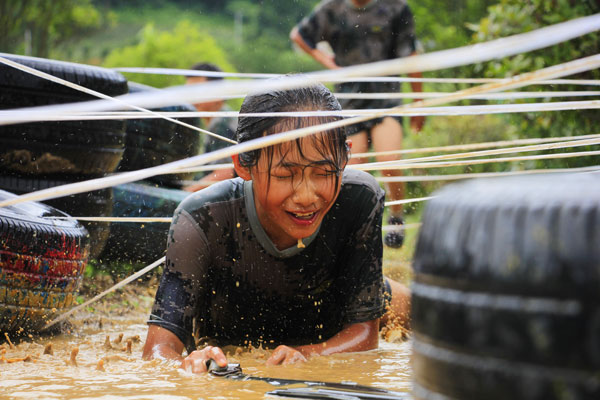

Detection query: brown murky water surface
(1, 282), (413, 400)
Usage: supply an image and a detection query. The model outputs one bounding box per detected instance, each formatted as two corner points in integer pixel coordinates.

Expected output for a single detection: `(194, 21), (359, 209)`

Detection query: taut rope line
(1, 15), (599, 124)
(1, 56), (599, 209)
(172, 136), (600, 173)
(113, 67), (600, 86)
(42, 257), (166, 330)
(354, 150), (600, 171)
(376, 165), (600, 182)
(0, 56), (236, 145)
(3, 99), (599, 123)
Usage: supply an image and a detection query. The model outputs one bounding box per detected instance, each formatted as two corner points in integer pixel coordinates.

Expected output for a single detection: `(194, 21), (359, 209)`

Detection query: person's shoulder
(341, 169), (384, 198)
(178, 178), (244, 214)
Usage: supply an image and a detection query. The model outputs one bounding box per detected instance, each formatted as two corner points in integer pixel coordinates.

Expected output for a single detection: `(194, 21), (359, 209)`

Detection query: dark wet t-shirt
(295, 0), (416, 67)
(148, 169), (385, 352)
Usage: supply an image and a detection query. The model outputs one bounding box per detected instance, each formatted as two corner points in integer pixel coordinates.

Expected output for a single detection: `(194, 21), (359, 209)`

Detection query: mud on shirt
(148, 169), (385, 352)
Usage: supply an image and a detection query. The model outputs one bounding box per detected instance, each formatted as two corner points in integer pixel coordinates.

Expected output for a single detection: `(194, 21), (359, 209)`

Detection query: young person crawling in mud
(142, 83), (410, 372)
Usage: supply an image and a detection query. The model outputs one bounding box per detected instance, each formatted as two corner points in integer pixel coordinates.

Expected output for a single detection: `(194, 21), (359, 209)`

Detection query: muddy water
(1, 286), (413, 400)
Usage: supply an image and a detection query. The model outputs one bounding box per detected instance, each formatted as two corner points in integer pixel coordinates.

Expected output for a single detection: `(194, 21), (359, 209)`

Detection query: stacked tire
(411, 173), (600, 400)
(97, 82), (200, 264)
(0, 190), (89, 334)
(117, 82), (201, 189)
(0, 53), (128, 258)
(99, 182), (189, 264)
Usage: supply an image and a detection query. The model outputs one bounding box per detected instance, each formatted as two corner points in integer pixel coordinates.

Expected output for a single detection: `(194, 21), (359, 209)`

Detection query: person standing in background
(184, 63), (237, 192)
(290, 0), (425, 248)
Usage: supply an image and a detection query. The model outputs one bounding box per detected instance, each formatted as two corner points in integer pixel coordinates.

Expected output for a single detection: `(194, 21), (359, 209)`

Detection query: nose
(292, 176), (319, 207)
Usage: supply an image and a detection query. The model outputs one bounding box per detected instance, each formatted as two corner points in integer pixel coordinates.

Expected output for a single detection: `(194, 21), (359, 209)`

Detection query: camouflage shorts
(336, 81), (403, 135)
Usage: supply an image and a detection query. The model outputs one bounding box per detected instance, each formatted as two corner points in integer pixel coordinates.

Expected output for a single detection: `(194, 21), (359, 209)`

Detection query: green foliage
(467, 0), (600, 169)
(470, 0), (599, 78)
(102, 20), (235, 88)
(0, 0), (109, 58)
(403, 114), (520, 207)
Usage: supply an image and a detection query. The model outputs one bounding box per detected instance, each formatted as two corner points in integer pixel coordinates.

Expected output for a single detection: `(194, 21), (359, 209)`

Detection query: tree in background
(469, 0), (600, 168)
(102, 20), (235, 88)
(0, 0), (109, 58)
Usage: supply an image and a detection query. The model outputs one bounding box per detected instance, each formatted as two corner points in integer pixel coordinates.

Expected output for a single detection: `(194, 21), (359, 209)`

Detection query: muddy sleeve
(339, 187), (386, 325)
(390, 5), (417, 59)
(295, 2), (331, 49)
(148, 209), (211, 353)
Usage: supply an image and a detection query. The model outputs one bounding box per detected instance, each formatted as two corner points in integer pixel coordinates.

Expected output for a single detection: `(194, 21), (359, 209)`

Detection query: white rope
(1, 18), (599, 208)
(1, 15), (599, 125)
(352, 133), (600, 158)
(2, 56), (599, 209)
(47, 216), (173, 223)
(173, 136), (600, 173)
(3, 99), (599, 123)
(382, 223), (422, 232)
(41, 195), (438, 224)
(112, 66), (600, 86)
(376, 165), (600, 182)
(385, 196), (435, 206)
(371, 137), (600, 165)
(0, 56), (236, 145)
(42, 256), (166, 330)
(334, 91), (600, 100)
(352, 149), (600, 171)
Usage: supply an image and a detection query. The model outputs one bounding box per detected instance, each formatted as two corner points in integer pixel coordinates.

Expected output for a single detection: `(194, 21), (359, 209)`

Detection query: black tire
(412, 173), (600, 400)
(0, 53), (128, 176)
(0, 189), (89, 334)
(117, 82), (201, 188)
(99, 181), (189, 264)
(0, 174), (112, 259)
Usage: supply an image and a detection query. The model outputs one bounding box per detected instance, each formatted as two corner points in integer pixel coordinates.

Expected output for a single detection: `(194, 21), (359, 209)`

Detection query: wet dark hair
(236, 83), (349, 183)
(187, 62), (223, 81)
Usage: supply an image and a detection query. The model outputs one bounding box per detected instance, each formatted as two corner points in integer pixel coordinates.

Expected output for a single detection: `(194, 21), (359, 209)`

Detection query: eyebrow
(277, 159), (336, 168)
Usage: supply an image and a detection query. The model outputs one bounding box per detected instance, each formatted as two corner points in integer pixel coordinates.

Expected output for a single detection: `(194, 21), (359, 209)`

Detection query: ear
(232, 154), (252, 181)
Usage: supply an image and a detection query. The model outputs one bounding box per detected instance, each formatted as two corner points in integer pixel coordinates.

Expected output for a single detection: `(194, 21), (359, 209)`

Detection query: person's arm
(266, 319), (378, 365)
(290, 26), (339, 70)
(184, 168), (235, 192)
(143, 207), (228, 373)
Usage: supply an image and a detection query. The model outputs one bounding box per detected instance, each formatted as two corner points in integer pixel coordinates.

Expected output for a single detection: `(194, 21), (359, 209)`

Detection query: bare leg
(380, 277), (410, 330)
(370, 117), (404, 215)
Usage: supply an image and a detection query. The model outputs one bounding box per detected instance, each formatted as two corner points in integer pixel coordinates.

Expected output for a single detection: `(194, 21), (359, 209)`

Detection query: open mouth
(286, 210), (319, 225)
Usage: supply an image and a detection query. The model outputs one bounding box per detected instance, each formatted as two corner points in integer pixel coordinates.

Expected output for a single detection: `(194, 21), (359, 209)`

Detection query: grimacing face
(235, 135), (347, 250)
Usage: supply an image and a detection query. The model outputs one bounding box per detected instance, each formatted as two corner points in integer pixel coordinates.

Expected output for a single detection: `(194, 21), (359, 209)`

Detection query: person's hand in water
(182, 345), (228, 373)
(266, 345), (307, 365)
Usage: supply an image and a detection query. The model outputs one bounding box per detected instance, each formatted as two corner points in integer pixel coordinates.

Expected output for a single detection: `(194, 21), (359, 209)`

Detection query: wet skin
(233, 136), (347, 250)
(143, 136), (382, 370)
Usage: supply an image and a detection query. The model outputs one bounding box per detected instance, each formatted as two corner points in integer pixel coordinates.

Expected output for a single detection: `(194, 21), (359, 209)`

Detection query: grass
(382, 209), (421, 287)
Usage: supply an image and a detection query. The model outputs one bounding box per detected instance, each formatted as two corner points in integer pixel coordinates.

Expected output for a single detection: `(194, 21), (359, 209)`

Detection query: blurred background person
(184, 62), (237, 192)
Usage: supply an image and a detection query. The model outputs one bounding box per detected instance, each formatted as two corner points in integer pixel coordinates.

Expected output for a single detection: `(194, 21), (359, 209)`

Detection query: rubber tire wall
(411, 173), (600, 400)
(0, 175), (112, 259)
(98, 182), (189, 264)
(0, 189), (89, 334)
(117, 82), (201, 188)
(0, 52), (128, 177)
